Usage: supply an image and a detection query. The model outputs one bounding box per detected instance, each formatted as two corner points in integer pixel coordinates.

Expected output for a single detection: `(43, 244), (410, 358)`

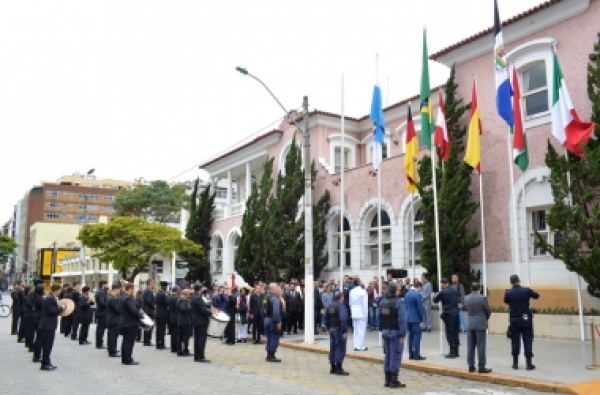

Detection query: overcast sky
(0, 0), (545, 221)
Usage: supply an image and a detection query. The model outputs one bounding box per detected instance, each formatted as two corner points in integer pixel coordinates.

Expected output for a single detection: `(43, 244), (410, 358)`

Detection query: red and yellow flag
(464, 81), (483, 172)
(404, 104), (418, 193)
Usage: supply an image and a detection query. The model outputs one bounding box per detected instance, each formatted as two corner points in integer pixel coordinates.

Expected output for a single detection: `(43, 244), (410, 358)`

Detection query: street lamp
(236, 66), (315, 344)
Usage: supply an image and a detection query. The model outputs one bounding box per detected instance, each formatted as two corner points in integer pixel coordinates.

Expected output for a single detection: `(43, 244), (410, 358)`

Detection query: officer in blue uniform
(433, 278), (460, 358)
(324, 291), (349, 376)
(503, 274), (540, 370)
(379, 282), (407, 388)
(263, 283), (282, 363)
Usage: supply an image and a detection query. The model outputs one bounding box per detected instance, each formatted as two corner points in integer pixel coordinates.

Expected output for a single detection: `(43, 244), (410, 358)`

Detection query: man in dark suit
(464, 283), (492, 373)
(142, 279), (156, 346)
(249, 284), (264, 344)
(10, 280), (23, 337)
(39, 284), (66, 371)
(70, 282), (82, 341)
(313, 281), (323, 335)
(79, 286), (94, 345)
(32, 285), (45, 363)
(177, 289), (192, 356)
(95, 280), (108, 349)
(433, 278), (460, 358)
(155, 281), (169, 350)
(120, 283), (143, 365)
(191, 284), (212, 362)
(504, 274), (540, 371)
(285, 283), (302, 335)
(106, 284), (121, 358)
(168, 286), (181, 353)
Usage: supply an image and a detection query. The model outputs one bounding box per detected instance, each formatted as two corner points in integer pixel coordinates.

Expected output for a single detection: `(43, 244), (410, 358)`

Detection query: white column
(245, 162), (252, 200)
(226, 170), (232, 207)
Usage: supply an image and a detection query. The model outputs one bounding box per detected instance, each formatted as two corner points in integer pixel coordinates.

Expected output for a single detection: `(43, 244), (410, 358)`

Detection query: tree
(536, 34), (600, 298)
(312, 188), (331, 279)
(182, 178), (216, 285)
(78, 216), (202, 282)
(416, 65), (480, 290)
(0, 235), (18, 262)
(114, 180), (187, 224)
(236, 158), (275, 284)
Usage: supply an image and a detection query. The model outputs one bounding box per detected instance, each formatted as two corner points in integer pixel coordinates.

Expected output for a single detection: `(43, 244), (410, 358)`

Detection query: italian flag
(552, 53), (595, 157)
(512, 67), (528, 172)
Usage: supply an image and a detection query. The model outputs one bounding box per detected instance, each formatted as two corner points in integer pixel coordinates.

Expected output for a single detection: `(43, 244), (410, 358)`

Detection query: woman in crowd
(236, 288), (249, 343)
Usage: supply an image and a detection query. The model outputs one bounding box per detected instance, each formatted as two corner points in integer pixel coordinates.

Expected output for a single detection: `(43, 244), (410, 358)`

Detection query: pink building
(199, 0), (600, 308)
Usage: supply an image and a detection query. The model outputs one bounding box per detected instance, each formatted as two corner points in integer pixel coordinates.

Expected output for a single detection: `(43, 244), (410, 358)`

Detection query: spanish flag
(404, 104), (418, 193)
(464, 81), (482, 172)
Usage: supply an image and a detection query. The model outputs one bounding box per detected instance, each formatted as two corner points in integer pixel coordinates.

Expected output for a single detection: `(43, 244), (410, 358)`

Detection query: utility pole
(80, 194), (88, 286)
(302, 96), (314, 344)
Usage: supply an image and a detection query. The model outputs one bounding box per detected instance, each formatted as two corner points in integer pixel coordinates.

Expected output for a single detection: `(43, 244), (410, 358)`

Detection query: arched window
(334, 217), (351, 267)
(408, 208), (424, 265)
(367, 210), (392, 266)
(213, 236), (223, 273)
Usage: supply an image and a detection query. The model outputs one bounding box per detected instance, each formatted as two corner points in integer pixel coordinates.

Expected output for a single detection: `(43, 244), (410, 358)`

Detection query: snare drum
(207, 311), (230, 338)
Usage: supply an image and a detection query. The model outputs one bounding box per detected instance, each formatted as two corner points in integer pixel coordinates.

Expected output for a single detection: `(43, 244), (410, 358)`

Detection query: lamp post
(236, 67), (314, 344)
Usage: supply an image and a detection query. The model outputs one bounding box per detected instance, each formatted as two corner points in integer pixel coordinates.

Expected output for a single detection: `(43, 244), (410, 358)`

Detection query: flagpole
(340, 75), (345, 287)
(431, 135), (443, 355)
(521, 171), (531, 287)
(411, 193), (416, 281)
(564, 151), (585, 342)
(507, 131), (520, 277)
(377, 160), (382, 348)
(479, 170), (488, 296)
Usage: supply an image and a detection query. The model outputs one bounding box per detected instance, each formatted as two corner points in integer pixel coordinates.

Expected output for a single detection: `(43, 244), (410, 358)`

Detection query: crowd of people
(7, 271), (540, 389)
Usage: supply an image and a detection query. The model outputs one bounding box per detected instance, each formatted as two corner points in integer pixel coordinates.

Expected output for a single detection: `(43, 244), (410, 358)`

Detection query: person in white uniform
(349, 278), (368, 351)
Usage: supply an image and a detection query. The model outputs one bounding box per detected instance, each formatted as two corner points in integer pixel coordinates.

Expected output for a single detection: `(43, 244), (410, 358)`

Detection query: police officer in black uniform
(79, 286), (94, 345)
(504, 274), (540, 370)
(142, 279), (156, 346)
(107, 284), (122, 358)
(324, 291), (349, 376)
(263, 283), (282, 363)
(95, 280), (108, 349)
(10, 280), (23, 337)
(379, 282), (408, 388)
(168, 286), (181, 353)
(155, 281), (169, 350)
(32, 285), (45, 363)
(433, 278), (460, 358)
(39, 284), (66, 371)
(120, 283), (143, 365)
(177, 289), (192, 356)
(70, 282), (82, 341)
(191, 284), (212, 362)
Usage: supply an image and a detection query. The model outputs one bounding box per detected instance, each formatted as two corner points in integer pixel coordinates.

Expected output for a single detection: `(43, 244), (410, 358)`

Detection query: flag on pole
(370, 55), (386, 171)
(493, 0), (513, 127)
(464, 81), (482, 172)
(420, 28), (434, 150)
(512, 67), (529, 171)
(404, 104), (418, 193)
(552, 53), (595, 157)
(434, 90), (450, 161)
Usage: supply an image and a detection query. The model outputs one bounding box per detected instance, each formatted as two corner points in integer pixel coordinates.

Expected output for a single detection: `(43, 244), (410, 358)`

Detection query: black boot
(335, 363), (349, 376)
(512, 355), (519, 370)
(445, 346), (456, 359)
(389, 374), (406, 388)
(384, 372), (391, 387)
(266, 352), (281, 363)
(330, 363), (335, 374)
(455, 346), (460, 358)
(526, 357), (536, 371)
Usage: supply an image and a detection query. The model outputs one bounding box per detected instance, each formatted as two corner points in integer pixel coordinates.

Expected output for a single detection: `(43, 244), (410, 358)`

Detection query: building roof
(430, 0), (562, 60)
(198, 129), (283, 169)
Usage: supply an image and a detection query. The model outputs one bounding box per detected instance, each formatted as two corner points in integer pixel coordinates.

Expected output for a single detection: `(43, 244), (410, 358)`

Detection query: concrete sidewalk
(280, 328), (600, 394)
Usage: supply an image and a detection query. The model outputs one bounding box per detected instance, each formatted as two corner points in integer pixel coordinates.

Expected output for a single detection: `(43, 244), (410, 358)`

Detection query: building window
(79, 204), (98, 210)
(47, 191), (60, 197)
(104, 195), (115, 201)
(104, 205), (115, 212)
(367, 210), (392, 266)
(46, 213), (60, 219)
(530, 209), (562, 256)
(47, 202), (60, 208)
(79, 193), (98, 199)
(334, 147), (350, 173)
(333, 217), (351, 267)
(214, 237), (223, 272)
(409, 208), (424, 265)
(521, 62), (549, 117)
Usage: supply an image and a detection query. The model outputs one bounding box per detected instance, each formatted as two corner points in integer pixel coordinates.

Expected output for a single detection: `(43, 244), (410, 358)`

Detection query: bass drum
(139, 312), (155, 331)
(208, 311), (230, 338)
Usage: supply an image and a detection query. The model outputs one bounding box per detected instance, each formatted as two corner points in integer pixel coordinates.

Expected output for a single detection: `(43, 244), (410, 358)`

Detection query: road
(0, 315), (545, 394)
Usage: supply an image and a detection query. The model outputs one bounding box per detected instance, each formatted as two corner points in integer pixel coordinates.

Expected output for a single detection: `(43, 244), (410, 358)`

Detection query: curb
(278, 341), (580, 394)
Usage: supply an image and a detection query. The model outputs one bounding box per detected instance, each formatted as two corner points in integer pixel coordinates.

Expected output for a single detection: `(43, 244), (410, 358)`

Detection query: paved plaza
(1, 304), (548, 394)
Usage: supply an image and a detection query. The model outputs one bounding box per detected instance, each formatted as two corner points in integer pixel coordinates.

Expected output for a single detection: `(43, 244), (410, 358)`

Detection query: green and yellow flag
(420, 28), (434, 151)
